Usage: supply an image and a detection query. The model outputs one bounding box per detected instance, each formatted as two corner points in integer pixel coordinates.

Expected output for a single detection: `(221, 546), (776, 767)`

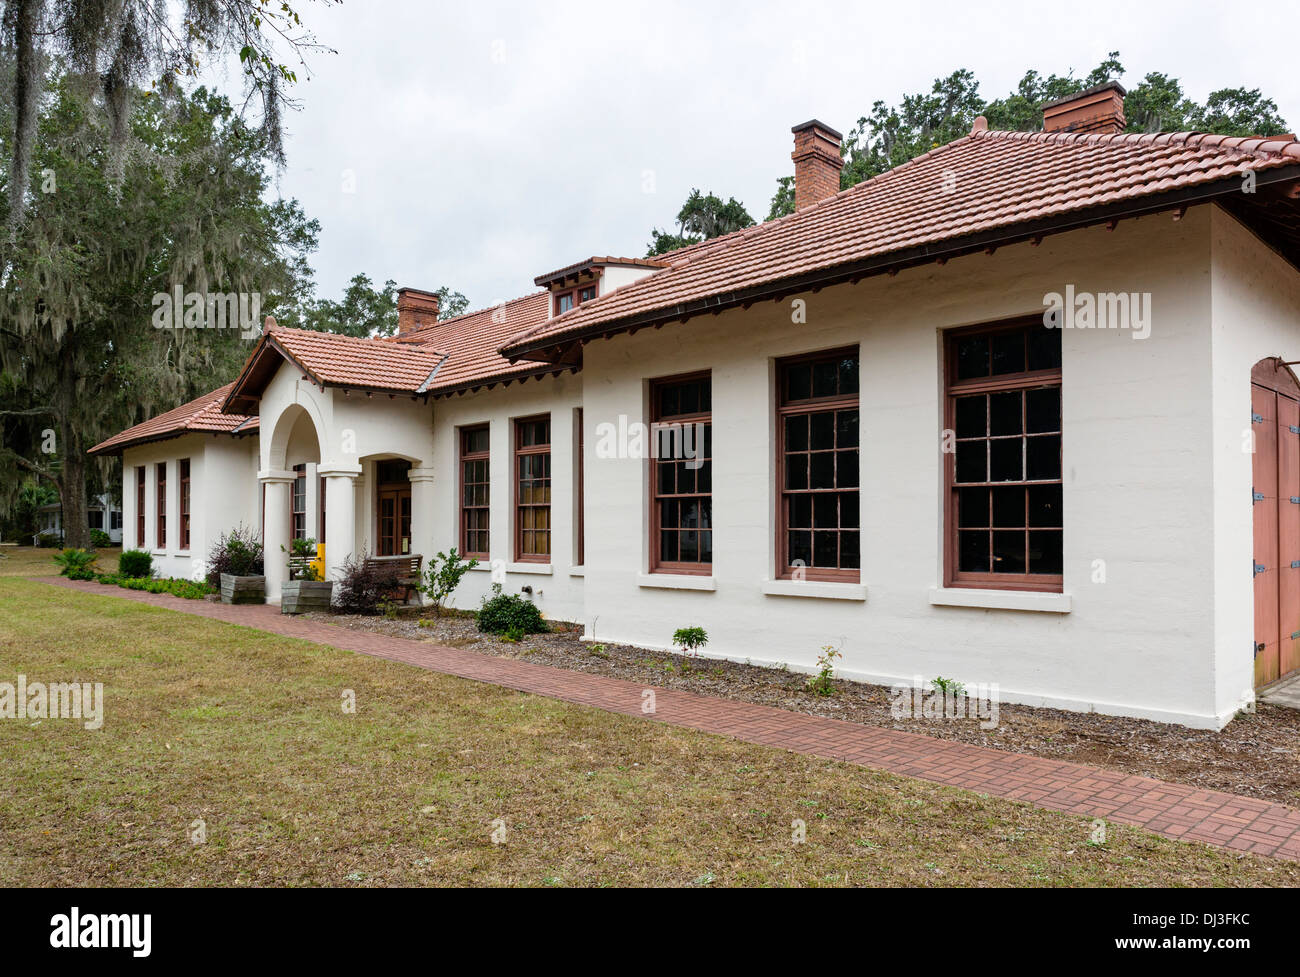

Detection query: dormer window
(553, 283), (598, 316)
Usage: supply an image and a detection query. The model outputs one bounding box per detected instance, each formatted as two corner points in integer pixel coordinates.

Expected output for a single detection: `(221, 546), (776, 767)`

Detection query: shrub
(108, 575), (214, 599)
(206, 525), (264, 586)
(477, 584), (548, 636)
(672, 626), (708, 657)
(88, 528), (112, 548)
(931, 676), (967, 697)
(118, 549), (154, 578)
(334, 552), (403, 614)
(417, 548), (479, 616)
(53, 548), (98, 580)
(806, 644), (842, 697)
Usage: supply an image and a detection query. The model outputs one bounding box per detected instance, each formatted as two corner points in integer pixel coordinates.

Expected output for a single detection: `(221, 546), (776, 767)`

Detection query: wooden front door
(376, 488), (412, 556)
(1252, 358), (1300, 688)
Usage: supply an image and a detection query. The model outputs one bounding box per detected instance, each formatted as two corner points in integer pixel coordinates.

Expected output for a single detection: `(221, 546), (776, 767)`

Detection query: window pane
(660, 531), (678, 562)
(785, 414), (808, 451)
(700, 531), (713, 564)
(812, 360), (838, 398)
(989, 391), (1022, 436)
(955, 441), (986, 483)
(813, 493), (838, 528)
(955, 336), (987, 380)
(840, 531), (860, 569)
(955, 396), (985, 439)
(1026, 387), (1060, 434)
(786, 365), (812, 401)
(810, 411), (835, 450)
(813, 531), (838, 566)
(992, 486), (1024, 527)
(990, 331), (1025, 375)
(836, 410), (859, 448)
(989, 439), (1023, 482)
(959, 531), (989, 572)
(679, 531), (698, 563)
(1029, 530), (1063, 574)
(660, 499), (679, 529)
(1027, 326), (1061, 371)
(992, 531), (1026, 573)
(788, 530), (812, 567)
(657, 461), (675, 495)
(1026, 435), (1061, 480)
(785, 455), (808, 490)
(789, 494), (812, 528)
(839, 492), (859, 529)
(837, 451), (859, 488)
(810, 452), (835, 489)
(838, 358), (860, 395)
(958, 487), (989, 528)
(1028, 483), (1062, 527)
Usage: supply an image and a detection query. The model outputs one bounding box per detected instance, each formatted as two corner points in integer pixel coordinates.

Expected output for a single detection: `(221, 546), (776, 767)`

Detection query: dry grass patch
(1, 578), (1296, 887)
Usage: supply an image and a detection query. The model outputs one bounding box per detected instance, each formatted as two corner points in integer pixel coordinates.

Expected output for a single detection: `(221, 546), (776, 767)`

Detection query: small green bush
(53, 548), (98, 580)
(477, 584), (548, 636)
(106, 575), (213, 599)
(88, 528), (112, 548)
(417, 548), (479, 616)
(206, 525), (264, 586)
(118, 549), (154, 578)
(672, 626), (708, 657)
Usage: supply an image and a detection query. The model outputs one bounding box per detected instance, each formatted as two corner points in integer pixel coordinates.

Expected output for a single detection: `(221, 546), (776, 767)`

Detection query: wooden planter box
(220, 573), (265, 605)
(281, 580), (333, 614)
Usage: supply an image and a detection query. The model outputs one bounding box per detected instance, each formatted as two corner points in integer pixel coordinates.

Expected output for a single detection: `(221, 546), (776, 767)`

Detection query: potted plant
(280, 537), (332, 614)
(208, 526), (266, 604)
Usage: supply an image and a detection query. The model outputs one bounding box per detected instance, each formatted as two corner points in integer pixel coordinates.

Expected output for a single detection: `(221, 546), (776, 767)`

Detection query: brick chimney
(395, 287), (441, 335)
(1042, 81), (1127, 135)
(791, 119), (843, 211)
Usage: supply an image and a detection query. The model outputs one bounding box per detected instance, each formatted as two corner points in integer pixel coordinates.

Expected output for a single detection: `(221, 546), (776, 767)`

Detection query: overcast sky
(267, 0), (1300, 310)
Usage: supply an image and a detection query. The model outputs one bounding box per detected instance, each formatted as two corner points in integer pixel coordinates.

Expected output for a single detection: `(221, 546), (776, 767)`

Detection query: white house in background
(33, 493), (123, 545)
(93, 83), (1300, 728)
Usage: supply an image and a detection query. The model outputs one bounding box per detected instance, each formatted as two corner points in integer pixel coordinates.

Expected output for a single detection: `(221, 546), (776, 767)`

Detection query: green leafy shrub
(53, 548), (98, 580)
(806, 644), (842, 696)
(118, 549), (154, 578)
(672, 626), (708, 657)
(88, 528), (112, 548)
(931, 676), (967, 697)
(110, 575), (214, 599)
(417, 548), (479, 616)
(334, 552), (403, 614)
(206, 525), (264, 586)
(477, 584), (548, 636)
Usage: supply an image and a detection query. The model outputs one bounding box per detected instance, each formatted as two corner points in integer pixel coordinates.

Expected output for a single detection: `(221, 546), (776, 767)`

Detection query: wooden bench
(363, 554), (423, 602)
(287, 555), (316, 581)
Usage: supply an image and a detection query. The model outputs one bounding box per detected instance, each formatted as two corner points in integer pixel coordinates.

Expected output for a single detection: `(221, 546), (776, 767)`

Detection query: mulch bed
(304, 609), (1300, 806)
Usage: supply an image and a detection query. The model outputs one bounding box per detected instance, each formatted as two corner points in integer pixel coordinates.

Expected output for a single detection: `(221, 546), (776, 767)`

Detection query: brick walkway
(33, 577), (1300, 862)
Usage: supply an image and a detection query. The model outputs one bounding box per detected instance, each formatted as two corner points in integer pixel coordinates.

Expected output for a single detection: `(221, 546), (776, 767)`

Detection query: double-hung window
(135, 467), (145, 547)
(945, 319), (1062, 591)
(515, 416), (551, 561)
(650, 374), (712, 573)
(155, 462), (167, 548)
(291, 464), (307, 540)
(777, 350), (860, 581)
(179, 458), (191, 550)
(460, 425), (491, 559)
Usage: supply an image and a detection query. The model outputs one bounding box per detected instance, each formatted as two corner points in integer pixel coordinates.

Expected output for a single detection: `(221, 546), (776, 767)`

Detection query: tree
(767, 53), (1291, 217)
(0, 0), (337, 235)
(0, 71), (319, 547)
(648, 188), (754, 256)
(281, 275), (470, 337)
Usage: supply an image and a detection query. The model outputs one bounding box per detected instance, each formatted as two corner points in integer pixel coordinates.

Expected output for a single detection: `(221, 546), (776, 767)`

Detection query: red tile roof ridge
(266, 322), (446, 357)
(398, 290), (548, 344)
(974, 126), (1300, 159)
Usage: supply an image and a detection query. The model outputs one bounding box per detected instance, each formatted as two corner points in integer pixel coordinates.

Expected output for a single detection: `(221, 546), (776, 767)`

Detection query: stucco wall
(580, 207), (1222, 726)
(1209, 205), (1300, 718)
(429, 371), (586, 621)
(122, 434), (259, 580)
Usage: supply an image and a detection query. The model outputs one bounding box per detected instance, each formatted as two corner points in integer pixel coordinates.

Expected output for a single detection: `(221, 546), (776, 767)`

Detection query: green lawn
(1, 570), (1296, 887)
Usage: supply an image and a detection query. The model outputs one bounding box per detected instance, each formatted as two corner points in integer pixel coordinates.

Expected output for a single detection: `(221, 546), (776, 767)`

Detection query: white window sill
(637, 573), (716, 592)
(506, 562), (552, 575)
(569, 566), (585, 577)
(762, 580), (867, 602)
(467, 562), (492, 571)
(928, 587), (1071, 613)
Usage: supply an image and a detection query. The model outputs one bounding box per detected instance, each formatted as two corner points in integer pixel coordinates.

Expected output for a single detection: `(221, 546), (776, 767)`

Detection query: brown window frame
(291, 463), (307, 541)
(943, 317), (1063, 593)
(575, 408), (585, 567)
(155, 462), (167, 549)
(553, 280), (598, 316)
(649, 372), (713, 576)
(459, 424), (491, 560)
(776, 348), (860, 582)
(514, 415), (552, 563)
(179, 458), (191, 551)
(318, 475), (327, 545)
(135, 466), (146, 548)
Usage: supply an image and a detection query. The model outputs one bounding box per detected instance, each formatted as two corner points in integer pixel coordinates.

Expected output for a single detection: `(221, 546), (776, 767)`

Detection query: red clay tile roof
(395, 291), (570, 396)
(222, 325), (451, 413)
(502, 127), (1300, 359)
(89, 383), (258, 456)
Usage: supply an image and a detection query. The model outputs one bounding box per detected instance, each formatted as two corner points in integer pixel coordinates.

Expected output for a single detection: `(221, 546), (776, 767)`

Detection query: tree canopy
(280, 275), (471, 337)
(647, 188), (755, 256)
(767, 53), (1291, 218)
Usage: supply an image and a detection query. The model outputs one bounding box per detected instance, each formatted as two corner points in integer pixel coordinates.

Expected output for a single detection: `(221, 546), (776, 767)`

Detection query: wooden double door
(1252, 359), (1300, 688)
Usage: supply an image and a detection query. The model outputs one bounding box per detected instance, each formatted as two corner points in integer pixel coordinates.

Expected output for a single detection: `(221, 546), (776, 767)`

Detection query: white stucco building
(93, 83), (1300, 728)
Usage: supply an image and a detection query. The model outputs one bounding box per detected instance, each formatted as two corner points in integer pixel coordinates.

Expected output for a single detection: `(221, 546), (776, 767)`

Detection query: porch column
(408, 467), (437, 602)
(259, 469), (295, 603)
(320, 464), (362, 587)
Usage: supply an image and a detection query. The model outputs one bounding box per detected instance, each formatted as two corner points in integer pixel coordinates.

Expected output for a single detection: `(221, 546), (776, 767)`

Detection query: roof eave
(502, 165), (1300, 363)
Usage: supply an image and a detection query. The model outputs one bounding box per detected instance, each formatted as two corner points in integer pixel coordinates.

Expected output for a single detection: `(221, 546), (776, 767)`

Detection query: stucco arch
(264, 399), (326, 472)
